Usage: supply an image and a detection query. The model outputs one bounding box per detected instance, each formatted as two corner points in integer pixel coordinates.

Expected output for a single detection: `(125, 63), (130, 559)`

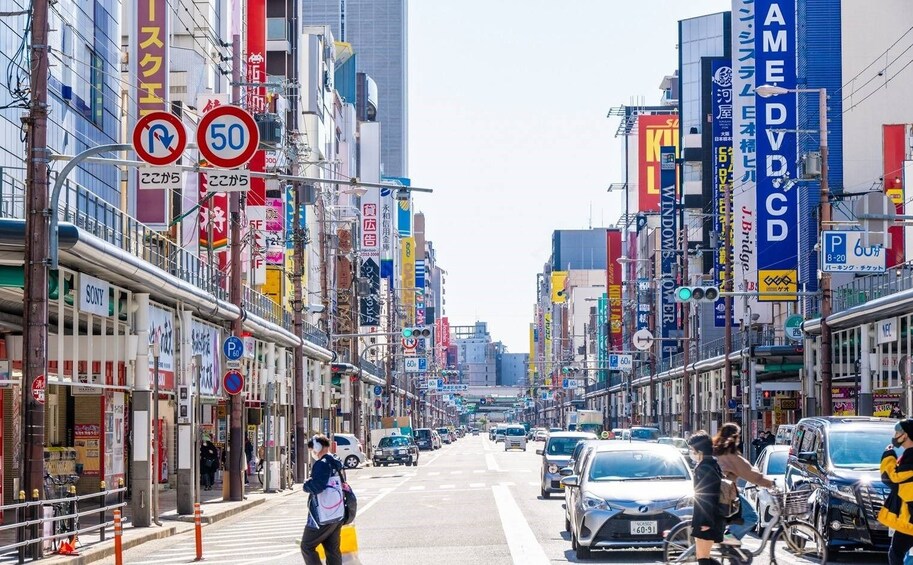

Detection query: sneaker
(721, 533), (742, 546)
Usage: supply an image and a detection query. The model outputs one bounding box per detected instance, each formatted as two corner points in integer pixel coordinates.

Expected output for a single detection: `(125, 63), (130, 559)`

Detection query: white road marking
(485, 453), (501, 472)
(469, 482), (486, 488)
(500, 481), (515, 486)
(492, 484), (550, 564)
(357, 473), (412, 516)
(428, 471), (441, 476)
(473, 469), (485, 474)
(450, 470), (463, 474)
(439, 484), (455, 489)
(409, 485), (426, 491)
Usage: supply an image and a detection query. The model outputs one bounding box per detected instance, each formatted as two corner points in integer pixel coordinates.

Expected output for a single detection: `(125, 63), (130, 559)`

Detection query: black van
(413, 428), (434, 451)
(784, 416), (895, 555)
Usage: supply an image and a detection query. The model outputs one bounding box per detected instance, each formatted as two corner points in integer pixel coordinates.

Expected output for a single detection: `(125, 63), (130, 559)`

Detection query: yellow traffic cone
(316, 525), (360, 564)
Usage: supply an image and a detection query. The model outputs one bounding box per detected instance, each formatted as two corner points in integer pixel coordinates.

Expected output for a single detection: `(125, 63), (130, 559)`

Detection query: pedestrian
(878, 418), (913, 565)
(891, 405), (904, 419)
(199, 435), (219, 490)
(300, 434), (346, 565)
(688, 430), (725, 565)
(713, 423), (775, 545)
(244, 437), (254, 485)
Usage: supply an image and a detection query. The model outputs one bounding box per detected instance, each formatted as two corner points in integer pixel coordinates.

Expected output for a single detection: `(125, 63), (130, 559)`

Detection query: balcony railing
(0, 167), (328, 349)
(831, 264), (913, 312)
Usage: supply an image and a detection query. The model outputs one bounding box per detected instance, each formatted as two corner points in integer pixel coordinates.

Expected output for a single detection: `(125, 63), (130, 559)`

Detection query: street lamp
(755, 84), (831, 417)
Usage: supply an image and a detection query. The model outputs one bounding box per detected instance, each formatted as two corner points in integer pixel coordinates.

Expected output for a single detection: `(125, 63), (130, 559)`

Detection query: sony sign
(755, 0), (799, 295)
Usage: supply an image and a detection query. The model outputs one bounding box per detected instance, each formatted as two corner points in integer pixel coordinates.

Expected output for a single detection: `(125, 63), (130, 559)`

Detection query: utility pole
(228, 34), (243, 502)
(681, 228), (691, 435)
(723, 171), (734, 421)
(292, 183), (307, 480)
(817, 88), (833, 417)
(21, 0), (50, 554)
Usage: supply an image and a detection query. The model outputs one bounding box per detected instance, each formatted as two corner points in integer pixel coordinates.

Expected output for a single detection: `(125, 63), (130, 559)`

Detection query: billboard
(755, 0), (798, 301)
(606, 229), (623, 350)
(638, 115), (680, 212)
(550, 271), (568, 303)
(659, 146), (678, 353)
(884, 124), (908, 267)
(711, 58), (736, 327)
(597, 294), (608, 382)
(401, 237), (415, 325)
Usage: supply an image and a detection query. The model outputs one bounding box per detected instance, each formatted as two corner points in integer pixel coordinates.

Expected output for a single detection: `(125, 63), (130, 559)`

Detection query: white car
(748, 444), (790, 531)
(533, 429), (549, 442)
(333, 433), (366, 469)
(503, 425), (527, 451)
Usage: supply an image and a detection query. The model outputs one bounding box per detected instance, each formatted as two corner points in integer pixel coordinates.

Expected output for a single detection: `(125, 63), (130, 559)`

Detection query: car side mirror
(797, 451), (818, 466)
(536, 449), (543, 456)
(560, 476), (579, 488)
(559, 466), (574, 477)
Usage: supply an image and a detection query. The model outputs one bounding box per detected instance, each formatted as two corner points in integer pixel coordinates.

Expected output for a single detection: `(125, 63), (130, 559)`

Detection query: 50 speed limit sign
(196, 105), (260, 169)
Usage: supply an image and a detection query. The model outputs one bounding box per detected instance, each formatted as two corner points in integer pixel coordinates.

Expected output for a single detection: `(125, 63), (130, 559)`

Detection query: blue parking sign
(223, 336), (244, 361)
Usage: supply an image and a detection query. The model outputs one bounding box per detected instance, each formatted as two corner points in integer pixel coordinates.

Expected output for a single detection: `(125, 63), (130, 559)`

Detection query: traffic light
(673, 286), (720, 303)
(401, 326), (432, 339)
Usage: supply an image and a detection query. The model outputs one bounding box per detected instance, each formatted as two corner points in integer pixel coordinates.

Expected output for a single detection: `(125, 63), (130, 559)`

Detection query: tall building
(302, 0), (408, 177)
(499, 352), (530, 387)
(452, 322), (498, 386)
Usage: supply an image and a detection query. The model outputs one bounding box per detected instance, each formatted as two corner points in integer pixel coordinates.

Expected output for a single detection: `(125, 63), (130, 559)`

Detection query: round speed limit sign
(196, 105), (260, 169)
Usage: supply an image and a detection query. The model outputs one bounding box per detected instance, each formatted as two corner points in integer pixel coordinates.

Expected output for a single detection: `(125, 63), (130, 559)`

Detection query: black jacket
(691, 456), (725, 542)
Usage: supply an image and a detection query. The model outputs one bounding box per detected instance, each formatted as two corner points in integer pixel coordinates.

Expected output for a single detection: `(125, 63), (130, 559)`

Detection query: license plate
(387, 456), (394, 460)
(630, 521), (657, 535)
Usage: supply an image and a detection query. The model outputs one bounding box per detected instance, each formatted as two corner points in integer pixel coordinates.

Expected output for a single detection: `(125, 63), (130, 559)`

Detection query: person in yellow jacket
(878, 419), (913, 565)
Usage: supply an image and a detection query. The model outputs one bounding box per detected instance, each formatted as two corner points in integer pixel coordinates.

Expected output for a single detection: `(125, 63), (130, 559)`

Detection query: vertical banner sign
(148, 304), (175, 391)
(401, 237), (416, 325)
(359, 259), (381, 327)
(606, 229), (623, 350)
(247, 206), (267, 284)
(550, 271), (568, 303)
(597, 295), (608, 382)
(415, 260), (426, 326)
(659, 146), (678, 354)
(246, 0), (267, 208)
(712, 58), (735, 327)
(199, 173), (228, 251)
(528, 324), (536, 378)
(732, 0), (767, 322)
(638, 115), (681, 212)
(544, 311), (553, 377)
(265, 197), (285, 265)
(755, 0), (798, 301)
(884, 125), (907, 267)
(380, 187), (395, 278)
(191, 320), (222, 397)
(361, 187), (382, 327)
(135, 0), (170, 226)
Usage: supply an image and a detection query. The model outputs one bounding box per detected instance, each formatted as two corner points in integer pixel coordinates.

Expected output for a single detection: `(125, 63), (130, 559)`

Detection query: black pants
(300, 521), (342, 565)
(890, 530), (913, 565)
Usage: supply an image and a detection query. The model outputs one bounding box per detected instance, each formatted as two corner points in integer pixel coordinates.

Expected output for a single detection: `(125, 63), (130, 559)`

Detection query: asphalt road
(98, 435), (888, 564)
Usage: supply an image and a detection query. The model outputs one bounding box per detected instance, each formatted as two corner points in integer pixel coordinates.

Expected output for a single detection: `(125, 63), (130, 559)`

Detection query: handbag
(314, 469), (345, 525)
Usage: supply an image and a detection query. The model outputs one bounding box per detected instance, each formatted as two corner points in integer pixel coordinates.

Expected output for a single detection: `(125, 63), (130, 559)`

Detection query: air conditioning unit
(255, 113), (283, 147)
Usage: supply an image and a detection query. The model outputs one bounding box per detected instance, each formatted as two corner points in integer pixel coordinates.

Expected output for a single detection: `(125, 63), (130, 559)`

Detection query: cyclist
(713, 423), (774, 545)
(688, 430), (725, 565)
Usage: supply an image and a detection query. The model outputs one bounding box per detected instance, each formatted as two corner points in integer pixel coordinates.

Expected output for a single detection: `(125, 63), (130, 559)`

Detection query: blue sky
(408, 0), (731, 352)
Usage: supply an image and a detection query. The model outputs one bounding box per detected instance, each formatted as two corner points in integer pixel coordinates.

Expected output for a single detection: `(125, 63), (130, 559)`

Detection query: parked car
(333, 433), (366, 469)
(747, 444), (790, 531)
(436, 427), (453, 444)
(657, 437), (691, 464)
(503, 425), (528, 451)
(537, 431), (598, 499)
(785, 416), (895, 555)
(562, 442), (693, 559)
(373, 435), (419, 467)
(431, 429), (442, 449)
(471, 428), (480, 436)
(413, 428), (435, 451)
(533, 429), (549, 442)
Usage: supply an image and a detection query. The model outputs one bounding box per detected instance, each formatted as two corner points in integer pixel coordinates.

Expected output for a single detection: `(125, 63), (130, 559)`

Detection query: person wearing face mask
(300, 434), (345, 565)
(688, 430), (725, 565)
(879, 419), (913, 565)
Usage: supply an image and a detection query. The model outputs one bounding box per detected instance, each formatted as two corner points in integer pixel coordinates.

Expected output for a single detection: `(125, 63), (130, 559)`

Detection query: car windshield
(415, 430), (430, 439)
(379, 437), (411, 447)
(547, 437), (586, 456)
(828, 429), (890, 468)
(437, 429), (449, 434)
(506, 428), (525, 436)
(588, 450), (690, 481)
(631, 428), (660, 441)
(766, 451), (788, 475)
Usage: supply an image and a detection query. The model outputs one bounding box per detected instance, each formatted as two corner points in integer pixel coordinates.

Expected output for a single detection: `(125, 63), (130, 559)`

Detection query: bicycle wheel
(663, 521), (697, 563)
(770, 520), (827, 564)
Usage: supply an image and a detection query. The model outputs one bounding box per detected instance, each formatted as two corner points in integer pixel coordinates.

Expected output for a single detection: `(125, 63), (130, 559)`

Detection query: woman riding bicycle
(688, 430), (726, 565)
(713, 423), (774, 545)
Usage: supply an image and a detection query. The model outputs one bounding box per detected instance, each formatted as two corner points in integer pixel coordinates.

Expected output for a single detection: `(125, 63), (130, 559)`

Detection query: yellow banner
(401, 237), (416, 325)
(758, 269), (798, 302)
(544, 312), (552, 376)
(551, 271), (568, 303)
(264, 267), (283, 305)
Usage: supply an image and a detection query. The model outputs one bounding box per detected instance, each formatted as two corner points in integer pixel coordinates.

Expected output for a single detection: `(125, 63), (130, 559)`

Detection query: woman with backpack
(689, 430), (725, 565)
(300, 434), (346, 565)
(713, 423), (775, 545)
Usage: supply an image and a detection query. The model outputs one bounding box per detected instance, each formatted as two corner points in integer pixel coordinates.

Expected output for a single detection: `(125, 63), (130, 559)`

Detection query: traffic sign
(196, 105), (260, 169)
(133, 111), (187, 166)
(608, 354), (633, 371)
(820, 231), (885, 273)
(404, 357), (428, 373)
(31, 375), (46, 404)
(223, 336), (244, 361)
(223, 370), (244, 396)
(784, 315), (804, 342)
(632, 329), (654, 351)
(402, 337), (418, 357)
(373, 385), (383, 396)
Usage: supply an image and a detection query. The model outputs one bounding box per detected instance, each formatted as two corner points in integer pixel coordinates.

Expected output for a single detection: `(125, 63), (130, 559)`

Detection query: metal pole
(22, 2), (50, 554)
(682, 227), (691, 435)
(292, 183), (307, 482)
(152, 335), (162, 525)
(228, 34), (244, 502)
(817, 88), (833, 417)
(724, 168), (733, 421)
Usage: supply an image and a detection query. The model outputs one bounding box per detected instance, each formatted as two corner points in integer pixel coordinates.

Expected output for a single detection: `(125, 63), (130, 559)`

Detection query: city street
(95, 435), (887, 564)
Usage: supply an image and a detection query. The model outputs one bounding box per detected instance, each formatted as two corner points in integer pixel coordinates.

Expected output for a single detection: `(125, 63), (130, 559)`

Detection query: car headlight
(827, 483), (857, 502)
(675, 496), (694, 510)
(548, 464), (559, 474)
(583, 494), (610, 511)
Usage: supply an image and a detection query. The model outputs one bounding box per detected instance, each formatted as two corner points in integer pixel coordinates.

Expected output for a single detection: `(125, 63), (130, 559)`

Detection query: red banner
(199, 172), (228, 250)
(638, 115), (680, 212)
(607, 229), (623, 350)
(135, 0), (170, 225)
(246, 0), (267, 207)
(884, 124), (908, 267)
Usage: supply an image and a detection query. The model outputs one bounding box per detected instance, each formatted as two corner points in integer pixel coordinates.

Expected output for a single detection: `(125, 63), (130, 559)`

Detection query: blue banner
(712, 58), (735, 327)
(659, 146), (678, 353)
(597, 294), (608, 383)
(755, 0), (799, 298)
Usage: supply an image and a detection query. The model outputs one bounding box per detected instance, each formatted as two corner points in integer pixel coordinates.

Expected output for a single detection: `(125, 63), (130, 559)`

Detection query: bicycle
(663, 486), (827, 564)
(257, 459), (295, 489)
(42, 473), (81, 553)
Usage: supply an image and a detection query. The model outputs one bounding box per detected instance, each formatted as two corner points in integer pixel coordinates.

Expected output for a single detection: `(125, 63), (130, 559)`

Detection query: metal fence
(831, 263), (913, 312)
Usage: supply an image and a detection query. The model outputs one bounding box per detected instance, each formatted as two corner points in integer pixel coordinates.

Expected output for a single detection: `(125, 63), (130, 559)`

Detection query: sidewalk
(2, 475), (300, 565)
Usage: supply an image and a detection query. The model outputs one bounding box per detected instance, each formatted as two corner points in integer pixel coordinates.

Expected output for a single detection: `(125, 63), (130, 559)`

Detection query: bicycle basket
(783, 490), (811, 516)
